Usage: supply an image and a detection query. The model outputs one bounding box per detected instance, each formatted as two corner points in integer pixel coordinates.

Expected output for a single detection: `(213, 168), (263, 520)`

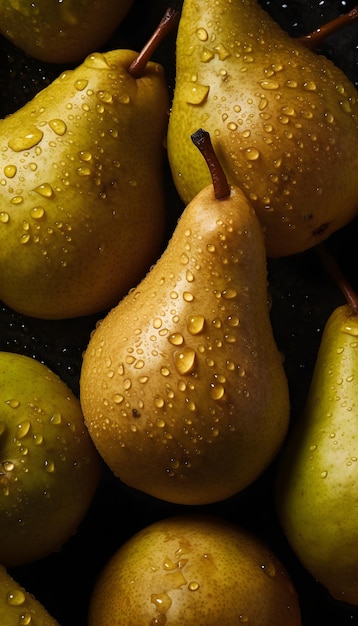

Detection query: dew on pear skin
(187, 315), (205, 335)
(48, 118), (67, 136)
(174, 348), (196, 375)
(183, 82), (210, 105)
(6, 588), (26, 607)
(341, 323), (358, 337)
(0, 211), (10, 223)
(196, 27), (208, 42)
(8, 127), (43, 152)
(6, 398), (21, 409)
(261, 560), (276, 578)
(4, 164), (17, 178)
(16, 420), (31, 438)
(168, 333), (184, 346)
(33, 182), (54, 198)
(30, 206), (45, 220)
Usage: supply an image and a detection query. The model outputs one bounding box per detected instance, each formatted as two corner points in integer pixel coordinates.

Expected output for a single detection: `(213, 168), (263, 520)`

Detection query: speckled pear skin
(88, 515), (302, 626)
(276, 304), (358, 605)
(0, 564), (59, 625)
(0, 50), (168, 319)
(167, 0), (358, 258)
(80, 183), (290, 505)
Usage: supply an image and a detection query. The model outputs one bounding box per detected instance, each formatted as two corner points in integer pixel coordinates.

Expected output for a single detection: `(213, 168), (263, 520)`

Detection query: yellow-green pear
(0, 564), (59, 625)
(167, 0), (358, 257)
(88, 515), (302, 626)
(79, 129), (290, 505)
(276, 300), (358, 604)
(0, 0), (134, 64)
(0, 9), (175, 319)
(0, 351), (101, 567)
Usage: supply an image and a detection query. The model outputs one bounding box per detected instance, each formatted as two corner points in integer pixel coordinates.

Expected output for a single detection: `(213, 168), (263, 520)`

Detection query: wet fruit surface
(0, 0), (357, 624)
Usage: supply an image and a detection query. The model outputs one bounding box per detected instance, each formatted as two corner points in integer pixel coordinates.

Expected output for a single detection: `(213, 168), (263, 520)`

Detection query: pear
(0, 351), (101, 567)
(275, 272), (358, 604)
(0, 564), (59, 625)
(88, 514), (302, 626)
(167, 0), (358, 257)
(0, 8), (178, 320)
(0, 0), (134, 64)
(79, 128), (290, 505)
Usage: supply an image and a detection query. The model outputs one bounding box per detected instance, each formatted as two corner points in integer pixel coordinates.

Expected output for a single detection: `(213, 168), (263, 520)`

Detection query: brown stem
(191, 128), (231, 200)
(129, 6), (181, 78)
(317, 244), (358, 314)
(297, 5), (358, 50)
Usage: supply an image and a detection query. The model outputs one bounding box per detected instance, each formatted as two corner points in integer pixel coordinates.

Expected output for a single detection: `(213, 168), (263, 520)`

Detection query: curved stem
(129, 6), (181, 78)
(297, 5), (358, 50)
(317, 244), (358, 315)
(191, 128), (231, 200)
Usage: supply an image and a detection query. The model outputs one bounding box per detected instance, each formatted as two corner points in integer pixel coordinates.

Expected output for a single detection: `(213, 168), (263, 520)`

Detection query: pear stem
(297, 5), (358, 50)
(129, 6), (181, 78)
(317, 244), (358, 315)
(191, 128), (231, 200)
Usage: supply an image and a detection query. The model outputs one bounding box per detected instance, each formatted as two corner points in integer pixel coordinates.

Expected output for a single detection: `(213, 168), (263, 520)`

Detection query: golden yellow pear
(0, 0), (134, 64)
(0, 564), (59, 625)
(80, 129), (290, 505)
(276, 298), (358, 604)
(88, 514), (302, 626)
(0, 351), (101, 567)
(167, 0), (358, 257)
(0, 9), (176, 319)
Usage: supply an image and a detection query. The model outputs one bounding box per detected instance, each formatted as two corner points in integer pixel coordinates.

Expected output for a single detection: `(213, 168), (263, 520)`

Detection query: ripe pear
(167, 0), (358, 257)
(0, 12), (172, 319)
(275, 301), (358, 604)
(0, 0), (134, 64)
(0, 351), (101, 567)
(88, 514), (302, 626)
(80, 129), (290, 505)
(0, 564), (59, 625)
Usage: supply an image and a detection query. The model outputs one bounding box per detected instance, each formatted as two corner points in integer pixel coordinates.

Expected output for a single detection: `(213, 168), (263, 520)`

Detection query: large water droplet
(8, 127), (43, 151)
(174, 348), (196, 375)
(183, 82), (210, 105)
(49, 119), (67, 136)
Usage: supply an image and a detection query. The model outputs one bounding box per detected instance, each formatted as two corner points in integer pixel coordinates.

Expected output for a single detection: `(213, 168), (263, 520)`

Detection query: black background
(0, 0), (358, 624)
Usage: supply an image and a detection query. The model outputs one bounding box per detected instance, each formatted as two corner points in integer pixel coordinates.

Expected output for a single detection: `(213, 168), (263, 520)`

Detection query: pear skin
(276, 304), (358, 604)
(0, 49), (168, 319)
(0, 565), (59, 625)
(88, 515), (302, 626)
(167, 0), (358, 257)
(80, 178), (290, 505)
(0, 0), (134, 64)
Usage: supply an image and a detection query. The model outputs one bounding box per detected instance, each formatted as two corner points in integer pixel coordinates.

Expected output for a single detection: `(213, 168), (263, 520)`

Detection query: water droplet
(196, 27), (208, 41)
(210, 383), (225, 400)
(4, 164), (17, 178)
(11, 195), (23, 205)
(30, 206), (45, 220)
(48, 119), (67, 136)
(201, 47), (215, 62)
(75, 79), (88, 91)
(259, 79), (280, 90)
(154, 396), (165, 409)
(188, 581), (200, 591)
(174, 348), (196, 375)
(222, 288), (237, 299)
(118, 94), (131, 104)
(19, 611), (33, 625)
(244, 147), (260, 161)
(161, 367), (170, 377)
(44, 459), (55, 473)
(187, 315), (205, 335)
(8, 127), (43, 151)
(341, 323), (358, 337)
(153, 318), (162, 329)
(96, 90), (113, 104)
(85, 52), (110, 69)
(183, 82), (210, 105)
(320, 470), (328, 479)
(0, 211), (10, 223)
(33, 183), (54, 198)
(303, 81), (317, 91)
(239, 615), (249, 623)
(183, 292), (194, 302)
(6, 398), (20, 409)
(168, 333), (184, 346)
(6, 589), (26, 606)
(17, 420), (31, 438)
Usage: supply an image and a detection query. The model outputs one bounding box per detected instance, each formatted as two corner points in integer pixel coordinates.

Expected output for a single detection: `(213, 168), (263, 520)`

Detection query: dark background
(0, 0), (357, 624)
